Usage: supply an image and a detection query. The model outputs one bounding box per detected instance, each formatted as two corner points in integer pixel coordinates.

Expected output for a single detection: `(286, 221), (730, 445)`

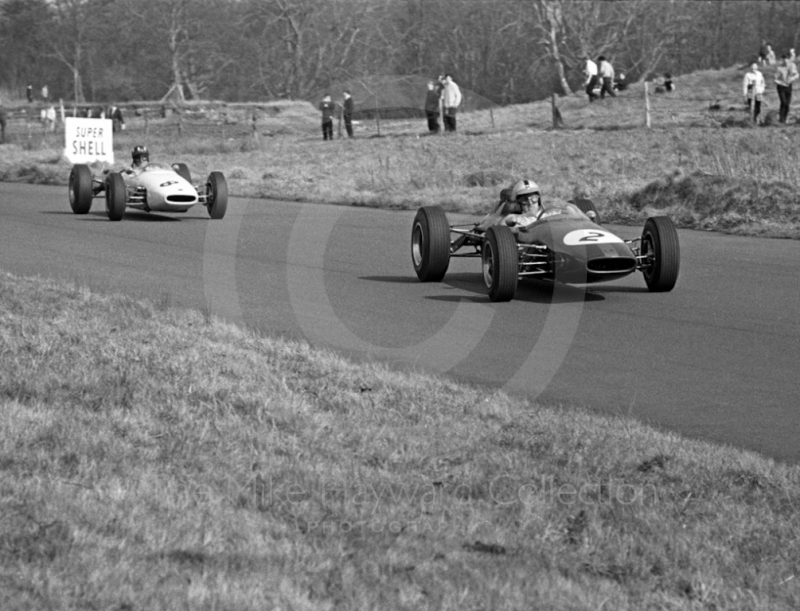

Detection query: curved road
(2, 182), (799, 463)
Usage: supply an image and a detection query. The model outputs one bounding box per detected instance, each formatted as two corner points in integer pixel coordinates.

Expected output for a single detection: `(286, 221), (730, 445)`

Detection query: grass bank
(1, 270), (799, 609)
(2, 67), (800, 238)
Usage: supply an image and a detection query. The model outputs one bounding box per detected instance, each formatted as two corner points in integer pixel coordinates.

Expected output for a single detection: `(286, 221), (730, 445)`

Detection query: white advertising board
(63, 117), (114, 164)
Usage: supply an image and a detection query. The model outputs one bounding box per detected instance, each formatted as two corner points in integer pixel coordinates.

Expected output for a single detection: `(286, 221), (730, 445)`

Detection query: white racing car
(68, 158), (228, 221)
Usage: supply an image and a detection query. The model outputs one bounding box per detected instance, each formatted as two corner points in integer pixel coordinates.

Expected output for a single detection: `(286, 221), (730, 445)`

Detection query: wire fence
(0, 79), (787, 148)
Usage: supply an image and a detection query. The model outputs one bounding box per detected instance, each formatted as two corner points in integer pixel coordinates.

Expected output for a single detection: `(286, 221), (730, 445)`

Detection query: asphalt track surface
(2, 182), (799, 464)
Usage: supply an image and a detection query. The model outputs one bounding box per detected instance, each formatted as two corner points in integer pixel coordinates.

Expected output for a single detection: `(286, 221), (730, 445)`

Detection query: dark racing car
(411, 180), (680, 302)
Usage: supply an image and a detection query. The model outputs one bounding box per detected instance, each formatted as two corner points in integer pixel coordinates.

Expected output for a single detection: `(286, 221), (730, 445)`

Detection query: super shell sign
(64, 117), (114, 164)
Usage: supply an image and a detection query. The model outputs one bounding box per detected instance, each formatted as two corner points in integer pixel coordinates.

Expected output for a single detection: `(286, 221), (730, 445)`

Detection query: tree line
(2, 0), (800, 107)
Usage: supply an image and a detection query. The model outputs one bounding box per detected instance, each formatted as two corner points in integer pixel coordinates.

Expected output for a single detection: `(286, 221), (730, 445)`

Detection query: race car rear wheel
(411, 206), (450, 282)
(206, 171), (228, 219)
(483, 225), (518, 302)
(105, 172), (126, 221)
(573, 197), (601, 225)
(69, 164), (93, 214)
(640, 216), (680, 292)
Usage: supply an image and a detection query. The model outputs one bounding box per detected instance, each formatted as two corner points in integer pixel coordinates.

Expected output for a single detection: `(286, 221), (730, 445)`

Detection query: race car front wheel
(411, 206), (450, 282)
(207, 172), (228, 219)
(483, 225), (518, 302)
(105, 173), (126, 221)
(640, 216), (680, 292)
(69, 164), (93, 214)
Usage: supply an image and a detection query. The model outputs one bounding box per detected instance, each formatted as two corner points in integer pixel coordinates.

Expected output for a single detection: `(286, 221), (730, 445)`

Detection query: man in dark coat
(424, 81), (440, 133)
(342, 90), (354, 138)
(318, 94), (335, 140)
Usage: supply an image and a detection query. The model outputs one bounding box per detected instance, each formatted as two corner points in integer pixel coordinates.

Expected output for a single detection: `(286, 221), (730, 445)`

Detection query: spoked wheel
(206, 171), (228, 219)
(640, 216), (680, 292)
(411, 205), (450, 282)
(69, 164), (93, 214)
(105, 172), (127, 221)
(482, 225), (518, 302)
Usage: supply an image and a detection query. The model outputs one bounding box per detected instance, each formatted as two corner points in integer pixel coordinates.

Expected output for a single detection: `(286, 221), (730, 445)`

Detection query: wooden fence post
(644, 81), (651, 128)
(374, 92), (381, 136)
(251, 110), (259, 145)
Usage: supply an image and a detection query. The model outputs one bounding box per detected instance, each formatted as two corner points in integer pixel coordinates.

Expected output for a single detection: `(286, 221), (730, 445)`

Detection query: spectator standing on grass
(441, 74), (462, 132)
(26, 85), (33, 103)
(342, 90), (354, 138)
(0, 105), (7, 144)
(759, 40), (769, 65)
(598, 56), (616, 98)
(774, 54), (798, 123)
(664, 72), (675, 92)
(109, 105), (126, 131)
(424, 80), (440, 133)
(41, 84), (48, 102)
(743, 62), (766, 122)
(583, 55), (599, 102)
(318, 94), (335, 141)
(766, 44), (776, 66)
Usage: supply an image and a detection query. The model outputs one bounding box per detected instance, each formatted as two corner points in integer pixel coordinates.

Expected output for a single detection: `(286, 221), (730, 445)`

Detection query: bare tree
(46, 0), (104, 102)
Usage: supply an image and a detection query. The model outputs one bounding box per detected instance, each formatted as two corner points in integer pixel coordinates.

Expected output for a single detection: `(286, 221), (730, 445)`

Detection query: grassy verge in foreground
(1, 270), (798, 610)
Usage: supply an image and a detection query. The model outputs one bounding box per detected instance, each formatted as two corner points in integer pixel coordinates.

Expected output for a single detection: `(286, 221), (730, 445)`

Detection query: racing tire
(411, 206), (450, 282)
(172, 163), (192, 184)
(105, 172), (127, 221)
(206, 172), (228, 219)
(69, 164), (93, 214)
(573, 197), (601, 225)
(482, 225), (518, 302)
(640, 216), (680, 292)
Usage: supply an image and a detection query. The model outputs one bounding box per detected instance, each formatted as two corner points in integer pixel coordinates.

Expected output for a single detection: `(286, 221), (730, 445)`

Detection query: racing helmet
(511, 179), (541, 209)
(131, 145), (149, 166)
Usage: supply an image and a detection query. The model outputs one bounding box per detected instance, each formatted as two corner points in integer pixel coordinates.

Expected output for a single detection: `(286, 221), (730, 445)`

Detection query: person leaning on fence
(441, 74), (462, 132)
(342, 91), (354, 138)
(598, 56), (616, 98)
(318, 94), (335, 141)
(424, 80), (441, 133)
(613, 71), (628, 92)
(743, 62), (766, 122)
(583, 55), (599, 102)
(774, 54), (798, 123)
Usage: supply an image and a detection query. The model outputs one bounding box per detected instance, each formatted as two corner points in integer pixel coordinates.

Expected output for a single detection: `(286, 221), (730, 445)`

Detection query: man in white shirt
(598, 56), (616, 99)
(442, 74), (462, 132)
(584, 55), (599, 102)
(743, 62), (766, 122)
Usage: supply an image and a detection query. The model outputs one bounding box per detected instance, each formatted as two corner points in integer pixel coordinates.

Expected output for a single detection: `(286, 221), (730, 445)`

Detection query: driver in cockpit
(130, 145), (149, 170)
(502, 179), (542, 232)
(477, 178), (543, 234)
